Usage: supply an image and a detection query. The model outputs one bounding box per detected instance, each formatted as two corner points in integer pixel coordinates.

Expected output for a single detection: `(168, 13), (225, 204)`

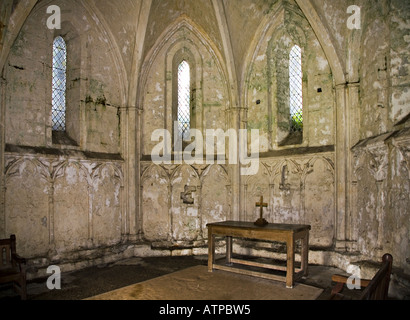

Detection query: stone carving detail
(393, 129), (410, 179)
(141, 165), (170, 241)
(245, 154), (334, 246)
(367, 146), (389, 182)
(181, 185), (196, 204)
(140, 163), (231, 242)
(3, 155), (124, 258)
(279, 164), (291, 191)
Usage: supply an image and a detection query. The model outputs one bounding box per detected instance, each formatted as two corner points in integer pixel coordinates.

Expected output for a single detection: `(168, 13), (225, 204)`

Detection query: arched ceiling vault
(1, 0), (345, 100)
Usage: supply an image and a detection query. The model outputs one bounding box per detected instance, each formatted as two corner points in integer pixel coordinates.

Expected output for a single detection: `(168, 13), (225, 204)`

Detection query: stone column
(135, 106), (143, 240)
(334, 83), (349, 250)
(0, 77), (5, 237)
(242, 183), (248, 221)
(346, 82), (360, 251)
(122, 104), (138, 241)
(227, 105), (241, 221)
(47, 183), (55, 245)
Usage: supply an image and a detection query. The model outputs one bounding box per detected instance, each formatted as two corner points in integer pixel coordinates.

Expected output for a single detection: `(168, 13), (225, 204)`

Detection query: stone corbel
(366, 144), (389, 182)
(351, 145), (365, 182)
(392, 128), (410, 179)
(352, 132), (392, 182)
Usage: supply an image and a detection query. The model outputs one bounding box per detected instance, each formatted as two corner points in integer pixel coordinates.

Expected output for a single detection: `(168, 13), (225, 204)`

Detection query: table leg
(208, 228), (215, 273)
(226, 236), (233, 266)
(301, 231), (309, 277)
(286, 234), (295, 288)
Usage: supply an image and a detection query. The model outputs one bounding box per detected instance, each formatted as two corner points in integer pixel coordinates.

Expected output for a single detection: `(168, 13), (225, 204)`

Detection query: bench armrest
(330, 274), (371, 299)
(331, 274), (371, 287)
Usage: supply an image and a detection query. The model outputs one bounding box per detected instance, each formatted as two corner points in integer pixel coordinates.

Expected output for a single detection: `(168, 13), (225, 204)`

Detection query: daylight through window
(177, 60), (190, 140)
(289, 45), (303, 132)
(52, 36), (67, 131)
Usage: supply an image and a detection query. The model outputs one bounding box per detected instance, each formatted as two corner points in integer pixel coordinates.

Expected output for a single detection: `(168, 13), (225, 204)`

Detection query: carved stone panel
(355, 151), (381, 256)
(201, 165), (231, 239)
(244, 165), (270, 223)
(272, 160), (302, 224)
(242, 155), (335, 247)
(89, 164), (122, 246)
(170, 165), (200, 241)
(141, 165), (170, 241)
(304, 158), (334, 247)
(54, 162), (89, 251)
(5, 159), (49, 257)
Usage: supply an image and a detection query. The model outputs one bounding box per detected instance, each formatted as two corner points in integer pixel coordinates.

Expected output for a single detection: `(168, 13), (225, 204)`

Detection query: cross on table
(254, 196), (268, 226)
(256, 196), (268, 219)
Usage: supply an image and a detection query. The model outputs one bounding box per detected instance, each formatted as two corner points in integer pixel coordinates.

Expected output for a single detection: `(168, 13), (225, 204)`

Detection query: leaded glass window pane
(289, 45), (303, 132)
(52, 36), (67, 131)
(177, 60), (190, 140)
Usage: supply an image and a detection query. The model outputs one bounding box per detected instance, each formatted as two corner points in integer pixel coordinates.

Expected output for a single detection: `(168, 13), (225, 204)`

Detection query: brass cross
(255, 196), (268, 220)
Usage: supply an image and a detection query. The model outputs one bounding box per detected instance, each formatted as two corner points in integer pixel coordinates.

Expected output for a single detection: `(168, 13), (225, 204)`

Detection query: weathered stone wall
(347, 0), (410, 275)
(360, 0), (410, 138)
(0, 0), (408, 297)
(140, 23), (228, 156)
(246, 2), (334, 150)
(241, 2), (335, 248)
(351, 128), (410, 275)
(3, 149), (124, 260)
(242, 154), (335, 247)
(4, 0), (123, 153)
(140, 163), (231, 244)
(0, 0), (128, 275)
(138, 17), (232, 244)
(136, 2), (337, 251)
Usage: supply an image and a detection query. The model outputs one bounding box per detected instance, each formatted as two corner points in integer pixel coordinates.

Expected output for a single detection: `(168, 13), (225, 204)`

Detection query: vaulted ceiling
(1, 0), (349, 91)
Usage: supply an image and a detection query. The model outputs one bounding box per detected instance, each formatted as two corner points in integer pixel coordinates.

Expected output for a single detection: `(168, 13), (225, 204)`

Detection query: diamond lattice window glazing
(52, 36), (67, 131)
(177, 60), (190, 140)
(289, 45), (303, 132)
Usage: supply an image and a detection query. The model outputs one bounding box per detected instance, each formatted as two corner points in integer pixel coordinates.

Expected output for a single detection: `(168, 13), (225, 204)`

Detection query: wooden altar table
(207, 221), (311, 288)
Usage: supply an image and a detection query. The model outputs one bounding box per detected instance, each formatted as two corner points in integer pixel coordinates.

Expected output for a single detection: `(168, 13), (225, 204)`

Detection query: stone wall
(3, 147), (124, 265)
(351, 129), (410, 274)
(243, 153), (335, 247)
(245, 2), (334, 150)
(138, 14), (232, 246)
(345, 0), (410, 276)
(137, 2), (336, 252)
(0, 0), (128, 276)
(140, 163), (231, 244)
(4, 0), (123, 153)
(0, 0), (408, 297)
(140, 22), (229, 157)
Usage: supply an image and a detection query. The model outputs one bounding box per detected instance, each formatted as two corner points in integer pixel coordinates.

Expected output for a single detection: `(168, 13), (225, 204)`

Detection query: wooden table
(207, 221), (311, 288)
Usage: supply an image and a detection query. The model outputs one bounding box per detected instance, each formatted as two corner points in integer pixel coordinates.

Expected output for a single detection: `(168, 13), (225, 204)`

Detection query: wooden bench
(0, 234), (27, 300)
(330, 253), (393, 300)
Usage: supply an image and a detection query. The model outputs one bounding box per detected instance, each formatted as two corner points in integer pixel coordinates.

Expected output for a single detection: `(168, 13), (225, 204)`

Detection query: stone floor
(0, 255), (360, 301)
